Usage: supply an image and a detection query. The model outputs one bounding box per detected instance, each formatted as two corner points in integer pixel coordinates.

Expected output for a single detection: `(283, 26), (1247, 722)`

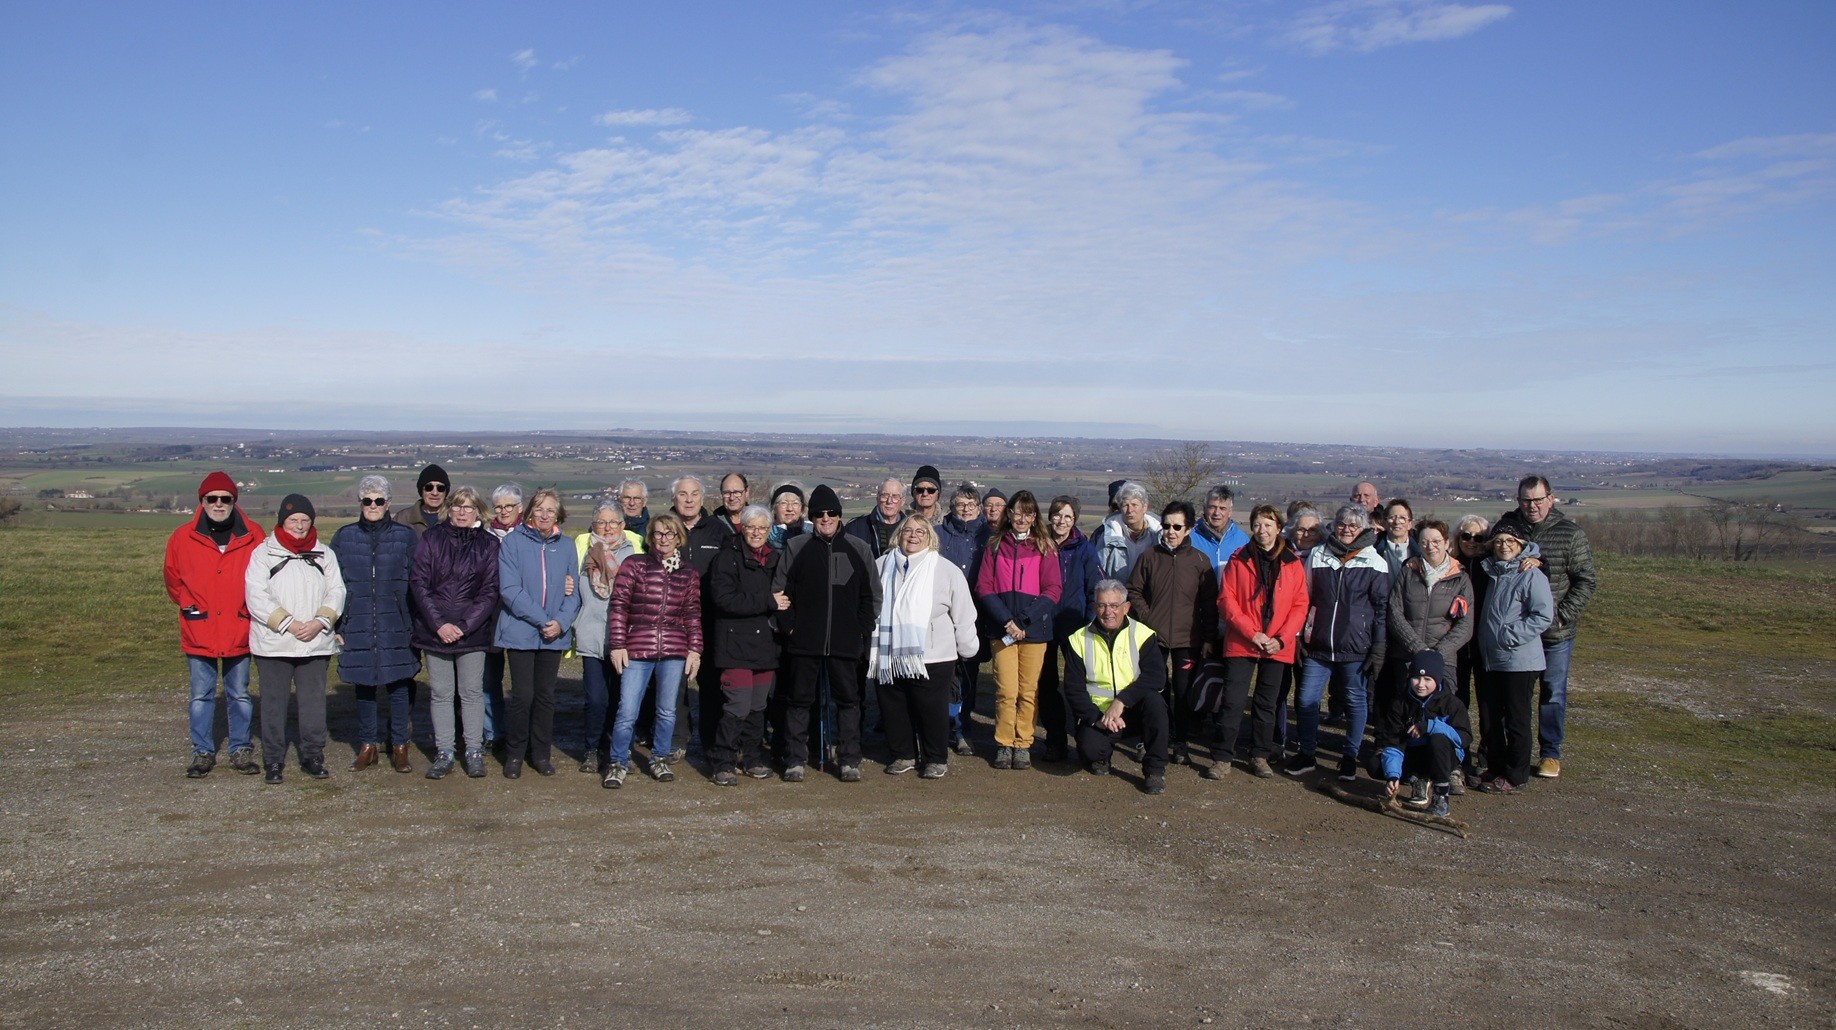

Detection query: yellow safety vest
(1068, 619), (1155, 713)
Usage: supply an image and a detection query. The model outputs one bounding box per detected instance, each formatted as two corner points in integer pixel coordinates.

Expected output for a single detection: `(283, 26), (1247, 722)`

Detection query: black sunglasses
(913, 486), (939, 494)
(360, 498), (390, 507)
(422, 483), (448, 492)
(1458, 531), (1484, 541)
(202, 494), (234, 504)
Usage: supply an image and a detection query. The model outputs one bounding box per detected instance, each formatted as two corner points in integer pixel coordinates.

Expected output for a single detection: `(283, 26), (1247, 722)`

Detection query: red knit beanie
(198, 471), (238, 502)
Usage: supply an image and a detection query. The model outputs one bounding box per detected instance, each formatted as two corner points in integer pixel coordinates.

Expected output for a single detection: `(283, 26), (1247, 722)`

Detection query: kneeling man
(1062, 580), (1170, 795)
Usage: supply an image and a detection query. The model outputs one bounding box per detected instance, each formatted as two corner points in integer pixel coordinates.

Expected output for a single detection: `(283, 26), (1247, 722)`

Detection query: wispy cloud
(1286, 1), (1511, 54)
(595, 107), (694, 128)
(509, 48), (538, 72)
(473, 88), (497, 102)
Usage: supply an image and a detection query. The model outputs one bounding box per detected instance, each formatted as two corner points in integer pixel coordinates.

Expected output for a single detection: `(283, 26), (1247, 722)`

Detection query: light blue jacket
(494, 523), (583, 651)
(1191, 519), (1250, 575)
(1477, 542), (1555, 672)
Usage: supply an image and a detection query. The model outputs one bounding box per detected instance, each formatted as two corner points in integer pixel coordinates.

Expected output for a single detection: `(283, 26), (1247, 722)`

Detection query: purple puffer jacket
(410, 521), (501, 654)
(606, 553), (703, 660)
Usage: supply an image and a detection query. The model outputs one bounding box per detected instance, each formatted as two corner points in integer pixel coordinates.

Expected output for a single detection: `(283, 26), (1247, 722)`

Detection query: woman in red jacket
(603, 513), (703, 788)
(973, 490), (1062, 771)
(1215, 505), (1310, 778)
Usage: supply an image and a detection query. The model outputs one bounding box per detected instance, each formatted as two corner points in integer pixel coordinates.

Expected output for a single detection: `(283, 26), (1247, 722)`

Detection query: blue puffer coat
(1478, 542), (1555, 672)
(494, 522), (583, 651)
(1051, 527), (1104, 641)
(330, 515), (422, 685)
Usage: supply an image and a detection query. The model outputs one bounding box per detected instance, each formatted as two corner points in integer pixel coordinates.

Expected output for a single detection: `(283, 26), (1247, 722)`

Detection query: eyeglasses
(653, 529), (679, 539)
(1519, 494), (1551, 504)
(494, 503), (521, 512)
(1458, 532), (1484, 541)
(422, 484), (447, 493)
(913, 486), (938, 495)
(450, 504), (477, 512)
(722, 489), (747, 497)
(592, 519), (623, 529)
(202, 494), (234, 505)
(360, 497), (390, 507)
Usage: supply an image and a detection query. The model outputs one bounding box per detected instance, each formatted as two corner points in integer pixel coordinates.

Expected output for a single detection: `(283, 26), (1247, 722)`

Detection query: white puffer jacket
(245, 533), (347, 658)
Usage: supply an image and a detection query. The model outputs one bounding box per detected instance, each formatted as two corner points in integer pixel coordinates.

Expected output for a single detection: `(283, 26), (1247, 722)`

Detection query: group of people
(167, 462), (1595, 810)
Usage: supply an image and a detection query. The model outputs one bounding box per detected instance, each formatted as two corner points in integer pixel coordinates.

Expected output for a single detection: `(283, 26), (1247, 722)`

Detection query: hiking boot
(301, 756), (330, 780)
(1143, 774), (1166, 796)
(578, 755), (598, 774)
(669, 748), (688, 764)
(1430, 788), (1451, 818)
(503, 757), (523, 779)
(1403, 777), (1430, 809)
(602, 763), (627, 789)
(228, 747), (259, 774)
(713, 768), (738, 787)
(885, 759), (916, 775)
(745, 764), (773, 780)
(992, 747), (1013, 770)
(1337, 755), (1359, 782)
(426, 751), (456, 780)
(920, 763), (948, 779)
(838, 764), (862, 782)
(1248, 757), (1276, 779)
(1088, 760), (1110, 777)
(1535, 758), (1562, 779)
(350, 744), (379, 772)
(463, 749), (486, 778)
(781, 765), (805, 783)
(952, 736), (975, 757)
(1476, 775), (1518, 795)
(390, 744), (413, 774)
(186, 751), (216, 779)
(1284, 753), (1316, 776)
(530, 758), (557, 776)
(263, 763), (284, 785)
(1010, 749), (1031, 771)
(649, 757), (675, 782)
(1200, 761), (1227, 780)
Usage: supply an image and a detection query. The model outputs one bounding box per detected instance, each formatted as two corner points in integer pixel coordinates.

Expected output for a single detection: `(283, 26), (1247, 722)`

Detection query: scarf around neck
(1324, 527), (1376, 560)
(275, 525), (318, 553)
(870, 549), (937, 684)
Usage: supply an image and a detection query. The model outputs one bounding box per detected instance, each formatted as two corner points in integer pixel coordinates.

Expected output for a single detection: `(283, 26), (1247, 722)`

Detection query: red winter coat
(605, 554), (704, 660)
(163, 508), (266, 658)
(1218, 541), (1309, 664)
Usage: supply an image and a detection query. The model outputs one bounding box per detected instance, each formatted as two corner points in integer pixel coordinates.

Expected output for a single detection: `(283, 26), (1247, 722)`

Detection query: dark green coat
(1493, 506), (1596, 645)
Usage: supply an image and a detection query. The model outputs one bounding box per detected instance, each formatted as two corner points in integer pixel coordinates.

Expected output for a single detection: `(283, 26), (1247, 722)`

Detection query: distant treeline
(1578, 503), (1833, 561)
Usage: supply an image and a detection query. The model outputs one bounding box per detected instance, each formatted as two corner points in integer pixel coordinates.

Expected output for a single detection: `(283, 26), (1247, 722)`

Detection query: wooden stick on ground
(1314, 780), (1471, 838)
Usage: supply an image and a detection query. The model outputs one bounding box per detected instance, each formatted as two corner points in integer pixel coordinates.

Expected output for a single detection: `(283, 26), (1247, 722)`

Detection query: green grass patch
(1583, 690), (1836, 790)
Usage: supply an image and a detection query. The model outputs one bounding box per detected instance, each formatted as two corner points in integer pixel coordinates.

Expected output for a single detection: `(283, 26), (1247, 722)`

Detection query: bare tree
(1142, 442), (1223, 507)
(0, 497), (22, 526)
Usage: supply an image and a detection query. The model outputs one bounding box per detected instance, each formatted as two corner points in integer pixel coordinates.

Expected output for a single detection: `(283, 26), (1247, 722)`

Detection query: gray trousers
(256, 656), (329, 764)
(426, 651), (486, 755)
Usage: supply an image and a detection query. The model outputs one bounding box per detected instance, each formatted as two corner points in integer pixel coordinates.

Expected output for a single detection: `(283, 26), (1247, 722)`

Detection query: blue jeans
(188, 655), (252, 754)
(581, 655), (619, 757)
(354, 679), (414, 746)
(1538, 637), (1574, 761)
(948, 657), (982, 740)
(1294, 657), (1369, 762)
(610, 658), (684, 767)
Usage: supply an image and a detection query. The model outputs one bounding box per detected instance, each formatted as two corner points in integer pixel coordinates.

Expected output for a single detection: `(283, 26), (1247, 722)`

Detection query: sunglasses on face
(202, 494), (234, 505)
(360, 498), (390, 507)
(914, 486), (938, 495)
(422, 484), (447, 493)
(1459, 532), (1484, 541)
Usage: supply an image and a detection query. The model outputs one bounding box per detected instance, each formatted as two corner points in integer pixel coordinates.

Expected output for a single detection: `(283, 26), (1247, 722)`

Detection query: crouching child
(1368, 650), (1471, 818)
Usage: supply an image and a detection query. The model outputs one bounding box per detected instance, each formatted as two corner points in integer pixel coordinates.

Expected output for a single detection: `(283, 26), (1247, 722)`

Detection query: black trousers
(1478, 668), (1537, 786)
(1077, 691), (1170, 777)
(256, 655), (329, 764)
(712, 668), (774, 770)
(878, 661), (954, 766)
(1034, 642), (1072, 753)
(1453, 642), (1484, 769)
(1367, 733), (1459, 785)
(1216, 656), (1292, 762)
(504, 649), (561, 764)
(781, 654), (862, 768)
(1160, 646), (1208, 749)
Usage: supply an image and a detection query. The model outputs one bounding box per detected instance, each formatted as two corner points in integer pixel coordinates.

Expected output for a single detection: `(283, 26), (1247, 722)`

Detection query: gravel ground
(1, 681), (1831, 1028)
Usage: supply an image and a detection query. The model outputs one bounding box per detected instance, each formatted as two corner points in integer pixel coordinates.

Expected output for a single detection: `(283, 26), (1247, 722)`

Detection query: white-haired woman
(573, 497), (638, 773)
(706, 505), (784, 785)
(479, 482), (523, 751)
(330, 475), (422, 773)
(871, 515), (980, 778)
(411, 485), (500, 778)
(1451, 512), (1491, 781)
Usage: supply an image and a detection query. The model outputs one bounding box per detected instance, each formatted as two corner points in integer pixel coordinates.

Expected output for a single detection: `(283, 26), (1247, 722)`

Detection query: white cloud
(1286, 1), (1511, 54)
(473, 88), (497, 102)
(595, 107), (694, 127)
(510, 48), (538, 72)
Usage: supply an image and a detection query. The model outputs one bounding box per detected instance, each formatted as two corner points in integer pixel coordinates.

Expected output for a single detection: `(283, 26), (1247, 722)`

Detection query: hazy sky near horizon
(2, 2), (1832, 455)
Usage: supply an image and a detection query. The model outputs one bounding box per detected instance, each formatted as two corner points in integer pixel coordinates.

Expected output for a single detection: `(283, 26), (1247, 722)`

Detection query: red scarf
(491, 515), (521, 534)
(749, 543), (772, 565)
(275, 525), (318, 553)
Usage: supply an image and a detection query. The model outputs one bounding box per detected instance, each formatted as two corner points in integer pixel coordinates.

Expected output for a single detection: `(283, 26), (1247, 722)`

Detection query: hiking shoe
(1011, 749), (1031, 771)
(649, 757), (675, 782)
(463, 750), (486, 778)
(992, 747), (1013, 770)
(713, 768), (738, 787)
(1476, 776), (1518, 795)
(1143, 774), (1167, 796)
(530, 758), (557, 776)
(1248, 757), (1276, 779)
(1171, 743), (1191, 767)
(669, 748), (688, 764)
(578, 755), (598, 774)
(602, 763), (627, 789)
(745, 764), (773, 780)
(186, 751), (216, 779)
(1200, 761), (1226, 780)
(1535, 758), (1562, 779)
(262, 763), (283, 784)
(301, 756), (330, 780)
(1337, 755), (1359, 782)
(952, 736), (975, 757)
(1430, 789), (1451, 818)
(885, 759), (916, 775)
(1088, 761), (1110, 777)
(503, 758), (523, 779)
(920, 763), (947, 779)
(227, 748), (259, 774)
(1449, 769), (1467, 796)
(425, 752), (455, 780)
(782, 765), (805, 783)
(1284, 754), (1317, 776)
(1403, 777), (1430, 809)
(838, 764), (861, 782)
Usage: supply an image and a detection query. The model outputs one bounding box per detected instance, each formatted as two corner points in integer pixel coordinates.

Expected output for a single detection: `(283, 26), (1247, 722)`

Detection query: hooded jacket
(975, 534), (1064, 643)
(330, 514), (422, 685)
(774, 529), (880, 658)
(707, 534), (782, 670)
(1387, 556), (1475, 666)
(493, 522), (582, 651)
(1301, 531), (1391, 665)
(1492, 506), (1596, 645)
(409, 521), (501, 655)
(1477, 541), (1555, 672)
(164, 506), (264, 658)
(1218, 538), (1310, 663)
(1095, 511), (1161, 582)
(245, 531), (346, 659)
(1373, 680), (1472, 780)
(605, 552), (704, 661)
(1125, 538), (1219, 651)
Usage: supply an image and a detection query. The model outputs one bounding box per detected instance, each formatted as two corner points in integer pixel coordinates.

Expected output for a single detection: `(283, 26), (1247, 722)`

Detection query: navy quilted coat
(331, 516), (422, 684)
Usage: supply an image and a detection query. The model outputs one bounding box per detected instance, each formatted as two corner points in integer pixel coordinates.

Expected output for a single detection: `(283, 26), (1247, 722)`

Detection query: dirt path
(1, 688), (1830, 1027)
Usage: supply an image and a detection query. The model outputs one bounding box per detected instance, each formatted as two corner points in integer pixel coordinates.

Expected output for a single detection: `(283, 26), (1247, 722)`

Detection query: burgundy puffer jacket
(606, 553), (703, 660)
(410, 521), (501, 654)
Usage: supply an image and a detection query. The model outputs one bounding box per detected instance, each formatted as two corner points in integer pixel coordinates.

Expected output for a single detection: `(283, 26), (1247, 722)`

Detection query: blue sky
(2, 1), (1831, 455)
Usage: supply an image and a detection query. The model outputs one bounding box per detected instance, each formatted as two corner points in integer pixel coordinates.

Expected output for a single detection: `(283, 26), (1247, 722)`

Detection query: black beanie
(808, 485), (843, 517)
(983, 487), (1006, 504)
(1408, 650), (1446, 685)
(277, 493), (316, 524)
(770, 482), (806, 506)
(1107, 480), (1127, 504)
(911, 465), (941, 492)
(417, 464), (449, 491)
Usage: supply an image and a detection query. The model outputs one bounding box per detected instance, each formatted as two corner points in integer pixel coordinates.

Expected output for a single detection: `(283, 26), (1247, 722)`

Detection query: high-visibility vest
(1068, 619), (1155, 713)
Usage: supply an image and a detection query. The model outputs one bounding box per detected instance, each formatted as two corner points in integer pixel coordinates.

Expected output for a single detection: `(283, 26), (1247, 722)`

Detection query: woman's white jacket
(245, 534), (347, 658)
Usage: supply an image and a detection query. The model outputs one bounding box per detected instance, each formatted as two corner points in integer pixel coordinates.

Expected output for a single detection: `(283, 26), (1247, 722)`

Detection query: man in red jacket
(163, 472), (265, 777)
